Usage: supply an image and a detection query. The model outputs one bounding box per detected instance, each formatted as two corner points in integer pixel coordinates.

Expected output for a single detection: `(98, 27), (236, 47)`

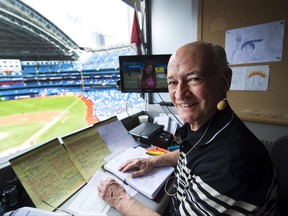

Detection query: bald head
(169, 41), (229, 78)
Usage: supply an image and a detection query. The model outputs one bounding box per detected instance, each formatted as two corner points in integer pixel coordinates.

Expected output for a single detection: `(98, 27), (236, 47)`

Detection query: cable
(151, 97), (169, 116)
(124, 93), (140, 124)
(125, 92), (132, 115)
(156, 93), (183, 126)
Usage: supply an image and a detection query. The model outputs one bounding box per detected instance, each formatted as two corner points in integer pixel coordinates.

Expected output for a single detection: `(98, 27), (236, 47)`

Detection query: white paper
(225, 20), (284, 65)
(153, 115), (170, 131)
(97, 120), (139, 152)
(67, 170), (137, 215)
(104, 147), (150, 180)
(230, 65), (270, 91)
(3, 207), (68, 216)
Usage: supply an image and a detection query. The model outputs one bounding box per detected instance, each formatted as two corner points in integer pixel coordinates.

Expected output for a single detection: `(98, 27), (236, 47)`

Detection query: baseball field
(0, 95), (99, 158)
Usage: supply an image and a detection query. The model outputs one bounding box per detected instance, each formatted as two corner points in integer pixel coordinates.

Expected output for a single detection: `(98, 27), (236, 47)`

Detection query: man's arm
(116, 193), (160, 216)
(98, 150), (179, 215)
(150, 149), (179, 167)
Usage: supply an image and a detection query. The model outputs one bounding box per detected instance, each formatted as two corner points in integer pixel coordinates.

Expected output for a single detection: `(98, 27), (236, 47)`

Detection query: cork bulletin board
(200, 0), (288, 125)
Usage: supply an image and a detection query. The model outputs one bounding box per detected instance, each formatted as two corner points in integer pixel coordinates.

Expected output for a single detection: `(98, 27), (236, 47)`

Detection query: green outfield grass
(0, 96), (90, 156)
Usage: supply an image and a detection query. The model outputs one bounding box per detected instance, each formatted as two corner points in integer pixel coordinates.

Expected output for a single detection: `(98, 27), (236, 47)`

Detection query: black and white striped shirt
(169, 106), (277, 215)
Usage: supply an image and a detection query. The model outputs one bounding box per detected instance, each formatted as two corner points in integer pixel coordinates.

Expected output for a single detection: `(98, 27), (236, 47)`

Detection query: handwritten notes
(62, 126), (111, 181)
(10, 139), (86, 210)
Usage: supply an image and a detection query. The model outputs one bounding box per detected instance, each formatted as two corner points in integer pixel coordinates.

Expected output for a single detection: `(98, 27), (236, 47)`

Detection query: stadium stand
(0, 46), (145, 120)
(0, 0), (146, 122)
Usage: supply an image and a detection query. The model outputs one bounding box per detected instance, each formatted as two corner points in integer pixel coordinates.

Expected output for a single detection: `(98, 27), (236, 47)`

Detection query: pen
(167, 145), (180, 151)
(150, 145), (170, 153)
(146, 151), (165, 155)
(155, 146), (170, 153)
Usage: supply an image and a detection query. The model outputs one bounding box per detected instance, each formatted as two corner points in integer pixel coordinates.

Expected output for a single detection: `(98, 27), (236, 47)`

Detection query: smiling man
(98, 41), (277, 216)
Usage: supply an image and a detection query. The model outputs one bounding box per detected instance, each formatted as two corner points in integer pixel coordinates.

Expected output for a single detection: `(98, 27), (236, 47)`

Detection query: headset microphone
(217, 98), (227, 110)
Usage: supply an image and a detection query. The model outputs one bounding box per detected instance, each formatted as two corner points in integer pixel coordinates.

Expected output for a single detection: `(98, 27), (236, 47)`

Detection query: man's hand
(97, 177), (160, 216)
(118, 157), (153, 178)
(97, 177), (128, 208)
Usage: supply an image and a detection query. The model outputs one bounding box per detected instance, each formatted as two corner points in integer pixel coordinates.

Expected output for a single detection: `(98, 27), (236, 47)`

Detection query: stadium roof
(0, 0), (82, 61)
(0, 0), (141, 62)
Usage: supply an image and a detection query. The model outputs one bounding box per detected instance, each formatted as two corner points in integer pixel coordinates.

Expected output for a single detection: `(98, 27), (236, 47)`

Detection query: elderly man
(98, 41), (277, 216)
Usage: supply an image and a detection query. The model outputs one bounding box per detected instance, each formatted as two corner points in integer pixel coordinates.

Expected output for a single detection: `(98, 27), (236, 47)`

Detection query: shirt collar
(178, 105), (234, 148)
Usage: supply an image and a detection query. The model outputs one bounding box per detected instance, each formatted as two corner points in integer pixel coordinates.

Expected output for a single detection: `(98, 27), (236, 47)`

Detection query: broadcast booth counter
(1, 111), (174, 216)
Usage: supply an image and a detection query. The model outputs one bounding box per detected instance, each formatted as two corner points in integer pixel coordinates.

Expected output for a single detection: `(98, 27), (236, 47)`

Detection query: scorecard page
(9, 139), (86, 211)
(61, 126), (111, 181)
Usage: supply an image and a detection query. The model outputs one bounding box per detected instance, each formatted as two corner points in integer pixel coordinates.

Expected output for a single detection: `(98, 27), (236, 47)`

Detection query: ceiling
(0, 0), (82, 61)
(0, 0), (142, 62)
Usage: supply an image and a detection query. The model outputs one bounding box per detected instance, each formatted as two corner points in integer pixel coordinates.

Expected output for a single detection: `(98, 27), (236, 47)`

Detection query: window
(0, 0), (146, 161)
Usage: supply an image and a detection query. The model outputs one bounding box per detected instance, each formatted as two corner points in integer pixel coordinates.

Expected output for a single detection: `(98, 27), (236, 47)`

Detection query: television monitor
(119, 54), (171, 93)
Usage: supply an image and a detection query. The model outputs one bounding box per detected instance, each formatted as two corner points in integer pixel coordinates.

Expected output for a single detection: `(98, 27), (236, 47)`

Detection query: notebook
(103, 147), (174, 199)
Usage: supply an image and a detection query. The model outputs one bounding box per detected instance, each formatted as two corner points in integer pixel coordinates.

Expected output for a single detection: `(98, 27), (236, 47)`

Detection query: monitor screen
(119, 54), (171, 93)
